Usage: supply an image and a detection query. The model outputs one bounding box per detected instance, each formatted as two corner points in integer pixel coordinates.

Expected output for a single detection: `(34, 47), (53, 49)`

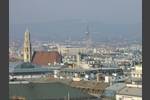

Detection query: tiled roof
(31, 51), (62, 66)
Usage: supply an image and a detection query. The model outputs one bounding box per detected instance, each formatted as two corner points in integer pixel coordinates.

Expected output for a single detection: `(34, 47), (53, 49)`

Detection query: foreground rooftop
(117, 86), (142, 97)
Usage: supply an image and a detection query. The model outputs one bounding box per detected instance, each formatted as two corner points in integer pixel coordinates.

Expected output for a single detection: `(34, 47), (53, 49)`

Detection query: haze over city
(9, 0), (142, 42)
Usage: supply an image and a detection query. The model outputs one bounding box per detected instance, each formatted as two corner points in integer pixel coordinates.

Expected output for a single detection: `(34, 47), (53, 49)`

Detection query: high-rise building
(23, 28), (31, 62)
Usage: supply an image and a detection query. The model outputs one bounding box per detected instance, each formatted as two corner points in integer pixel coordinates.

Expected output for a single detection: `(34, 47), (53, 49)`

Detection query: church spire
(23, 28), (31, 63)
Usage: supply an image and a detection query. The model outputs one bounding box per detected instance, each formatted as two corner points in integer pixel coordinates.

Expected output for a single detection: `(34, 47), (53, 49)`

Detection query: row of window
(132, 73), (142, 78)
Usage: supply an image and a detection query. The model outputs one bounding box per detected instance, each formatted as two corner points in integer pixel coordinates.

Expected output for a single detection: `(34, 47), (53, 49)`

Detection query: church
(23, 29), (62, 66)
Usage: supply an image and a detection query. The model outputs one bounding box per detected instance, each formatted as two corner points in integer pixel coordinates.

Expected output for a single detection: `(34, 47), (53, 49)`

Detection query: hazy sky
(10, 0), (141, 24)
(9, 0), (142, 41)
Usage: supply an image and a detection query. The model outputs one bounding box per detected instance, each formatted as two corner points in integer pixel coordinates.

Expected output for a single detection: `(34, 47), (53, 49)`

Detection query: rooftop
(105, 83), (126, 92)
(9, 62), (61, 74)
(117, 86), (142, 97)
(32, 51), (62, 66)
(15, 62), (38, 69)
(103, 83), (126, 97)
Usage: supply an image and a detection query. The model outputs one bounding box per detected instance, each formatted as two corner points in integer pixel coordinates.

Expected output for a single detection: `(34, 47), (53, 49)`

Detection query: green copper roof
(15, 62), (39, 69)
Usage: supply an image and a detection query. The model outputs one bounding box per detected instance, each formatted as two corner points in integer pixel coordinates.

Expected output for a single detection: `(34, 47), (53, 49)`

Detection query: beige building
(116, 84), (142, 100)
(58, 46), (87, 56)
(131, 64), (142, 79)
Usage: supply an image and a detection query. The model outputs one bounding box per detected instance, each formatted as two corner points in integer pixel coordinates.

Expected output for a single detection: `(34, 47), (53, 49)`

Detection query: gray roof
(105, 83), (126, 92)
(11, 68), (52, 73)
(61, 68), (87, 72)
(9, 62), (63, 73)
(10, 63), (53, 73)
(15, 62), (39, 69)
(61, 67), (122, 72)
(117, 87), (142, 97)
(9, 62), (23, 67)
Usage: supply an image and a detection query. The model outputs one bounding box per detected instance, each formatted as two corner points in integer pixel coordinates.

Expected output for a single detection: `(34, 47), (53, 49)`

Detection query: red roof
(31, 51), (62, 66)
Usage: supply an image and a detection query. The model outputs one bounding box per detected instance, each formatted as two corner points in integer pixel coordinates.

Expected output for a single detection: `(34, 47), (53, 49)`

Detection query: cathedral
(23, 28), (31, 63)
(23, 28), (62, 66)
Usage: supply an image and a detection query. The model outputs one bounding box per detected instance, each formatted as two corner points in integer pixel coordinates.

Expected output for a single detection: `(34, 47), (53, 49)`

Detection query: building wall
(131, 65), (142, 79)
(58, 47), (87, 56)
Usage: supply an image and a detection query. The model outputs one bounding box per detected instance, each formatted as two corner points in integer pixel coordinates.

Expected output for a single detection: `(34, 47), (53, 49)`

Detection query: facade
(58, 67), (124, 81)
(31, 51), (62, 66)
(23, 29), (32, 63)
(116, 84), (142, 100)
(58, 46), (87, 56)
(131, 64), (142, 79)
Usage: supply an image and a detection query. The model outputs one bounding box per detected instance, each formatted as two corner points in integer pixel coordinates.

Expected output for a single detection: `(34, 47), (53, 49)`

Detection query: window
(26, 48), (28, 52)
(27, 55), (29, 59)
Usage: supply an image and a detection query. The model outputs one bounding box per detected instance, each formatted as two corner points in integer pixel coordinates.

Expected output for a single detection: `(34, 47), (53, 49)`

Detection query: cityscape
(9, 0), (142, 100)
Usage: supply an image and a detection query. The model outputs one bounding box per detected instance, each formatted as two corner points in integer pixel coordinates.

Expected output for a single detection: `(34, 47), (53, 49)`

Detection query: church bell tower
(23, 28), (31, 62)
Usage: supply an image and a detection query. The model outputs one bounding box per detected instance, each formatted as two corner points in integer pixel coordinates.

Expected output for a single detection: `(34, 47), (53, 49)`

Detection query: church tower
(23, 28), (31, 62)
